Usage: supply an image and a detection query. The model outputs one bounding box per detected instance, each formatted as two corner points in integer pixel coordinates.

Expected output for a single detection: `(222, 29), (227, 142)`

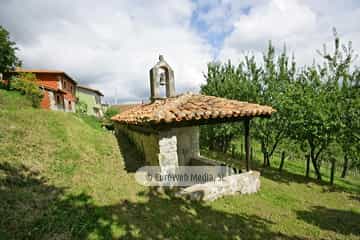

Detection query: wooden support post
(330, 158), (336, 185)
(240, 144), (244, 160)
(250, 147), (253, 162)
(279, 151), (285, 172)
(244, 118), (250, 171)
(231, 144), (235, 159)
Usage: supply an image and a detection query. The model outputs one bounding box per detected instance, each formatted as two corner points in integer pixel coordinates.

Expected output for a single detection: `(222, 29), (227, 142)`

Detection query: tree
(201, 43), (296, 162)
(102, 106), (120, 131)
(287, 65), (337, 181)
(318, 29), (359, 181)
(285, 30), (359, 182)
(76, 101), (88, 114)
(0, 25), (21, 87)
(200, 59), (259, 153)
(11, 73), (43, 107)
(104, 106), (120, 120)
(253, 43), (296, 167)
(337, 70), (360, 178)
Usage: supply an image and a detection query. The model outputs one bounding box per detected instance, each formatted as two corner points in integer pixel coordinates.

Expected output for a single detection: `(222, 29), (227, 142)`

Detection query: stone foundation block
(177, 171), (260, 201)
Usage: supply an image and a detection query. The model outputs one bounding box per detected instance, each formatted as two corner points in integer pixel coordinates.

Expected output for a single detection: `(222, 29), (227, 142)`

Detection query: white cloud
(0, 0), (212, 103)
(219, 0), (360, 67)
(1, 0), (359, 103)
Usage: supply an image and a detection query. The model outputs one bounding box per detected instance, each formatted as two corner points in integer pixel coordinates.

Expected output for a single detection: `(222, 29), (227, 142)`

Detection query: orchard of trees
(201, 30), (360, 184)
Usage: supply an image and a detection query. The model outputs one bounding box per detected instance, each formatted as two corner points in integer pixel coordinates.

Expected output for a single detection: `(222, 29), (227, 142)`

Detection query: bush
(11, 73), (43, 108)
(104, 106), (119, 120)
(101, 106), (119, 131)
(76, 100), (88, 114)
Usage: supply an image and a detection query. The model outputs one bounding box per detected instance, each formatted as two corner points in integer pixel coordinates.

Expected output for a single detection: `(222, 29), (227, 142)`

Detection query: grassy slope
(0, 89), (359, 240)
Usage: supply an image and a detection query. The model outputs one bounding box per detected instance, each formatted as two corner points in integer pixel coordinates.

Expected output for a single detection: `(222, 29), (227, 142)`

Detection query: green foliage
(101, 106), (119, 131)
(201, 43), (295, 161)
(11, 72), (43, 108)
(76, 100), (88, 114)
(321, 30), (360, 177)
(104, 106), (120, 120)
(0, 25), (21, 77)
(200, 61), (248, 152)
(253, 43), (296, 167)
(200, 123), (240, 153)
(287, 29), (360, 180)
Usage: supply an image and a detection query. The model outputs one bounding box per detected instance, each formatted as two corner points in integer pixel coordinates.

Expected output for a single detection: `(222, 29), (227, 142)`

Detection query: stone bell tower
(149, 55), (175, 101)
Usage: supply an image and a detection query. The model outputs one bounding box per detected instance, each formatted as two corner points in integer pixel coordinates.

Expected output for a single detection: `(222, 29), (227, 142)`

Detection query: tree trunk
(250, 147), (253, 162)
(279, 151), (285, 172)
(261, 141), (267, 167)
(341, 154), (349, 178)
(330, 159), (336, 185)
(309, 145), (322, 181)
(240, 144), (244, 160)
(311, 156), (322, 181)
(266, 153), (271, 167)
(262, 152), (267, 167)
(305, 154), (310, 178)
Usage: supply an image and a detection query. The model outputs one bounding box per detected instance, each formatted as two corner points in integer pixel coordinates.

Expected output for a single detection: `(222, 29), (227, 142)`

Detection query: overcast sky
(1, 0), (359, 103)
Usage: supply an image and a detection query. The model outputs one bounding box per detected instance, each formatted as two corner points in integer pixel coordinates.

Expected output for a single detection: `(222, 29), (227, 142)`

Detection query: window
(68, 101), (72, 110)
(63, 81), (66, 89)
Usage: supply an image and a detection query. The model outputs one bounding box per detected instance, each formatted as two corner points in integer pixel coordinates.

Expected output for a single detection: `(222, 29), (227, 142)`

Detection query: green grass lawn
(0, 89), (359, 240)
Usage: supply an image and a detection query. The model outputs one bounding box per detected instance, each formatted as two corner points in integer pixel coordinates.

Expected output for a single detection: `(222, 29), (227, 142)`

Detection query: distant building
(6, 69), (77, 112)
(76, 85), (104, 117)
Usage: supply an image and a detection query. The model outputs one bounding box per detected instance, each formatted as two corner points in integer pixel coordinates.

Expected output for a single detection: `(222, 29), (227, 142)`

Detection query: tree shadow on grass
(349, 194), (360, 202)
(261, 167), (323, 184)
(0, 161), (306, 240)
(260, 167), (360, 194)
(296, 206), (360, 237)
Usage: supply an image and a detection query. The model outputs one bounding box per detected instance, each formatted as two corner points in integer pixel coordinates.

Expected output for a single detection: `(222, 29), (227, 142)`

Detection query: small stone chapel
(112, 55), (275, 174)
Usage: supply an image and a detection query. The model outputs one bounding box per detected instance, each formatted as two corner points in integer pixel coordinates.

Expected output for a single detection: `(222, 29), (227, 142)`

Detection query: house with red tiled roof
(6, 69), (77, 112)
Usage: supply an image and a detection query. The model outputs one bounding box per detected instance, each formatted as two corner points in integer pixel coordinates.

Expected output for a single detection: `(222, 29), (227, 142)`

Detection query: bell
(159, 72), (166, 86)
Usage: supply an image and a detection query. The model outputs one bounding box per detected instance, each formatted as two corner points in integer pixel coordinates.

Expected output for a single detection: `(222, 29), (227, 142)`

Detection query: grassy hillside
(0, 89), (359, 240)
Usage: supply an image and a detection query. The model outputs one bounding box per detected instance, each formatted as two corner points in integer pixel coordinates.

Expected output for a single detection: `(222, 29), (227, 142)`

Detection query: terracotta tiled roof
(111, 93), (275, 126)
(14, 68), (77, 84)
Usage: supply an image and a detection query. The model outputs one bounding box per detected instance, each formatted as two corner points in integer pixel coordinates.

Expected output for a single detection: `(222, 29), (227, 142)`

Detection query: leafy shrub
(76, 100), (88, 114)
(104, 106), (119, 120)
(10, 73), (43, 108)
(101, 106), (119, 131)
